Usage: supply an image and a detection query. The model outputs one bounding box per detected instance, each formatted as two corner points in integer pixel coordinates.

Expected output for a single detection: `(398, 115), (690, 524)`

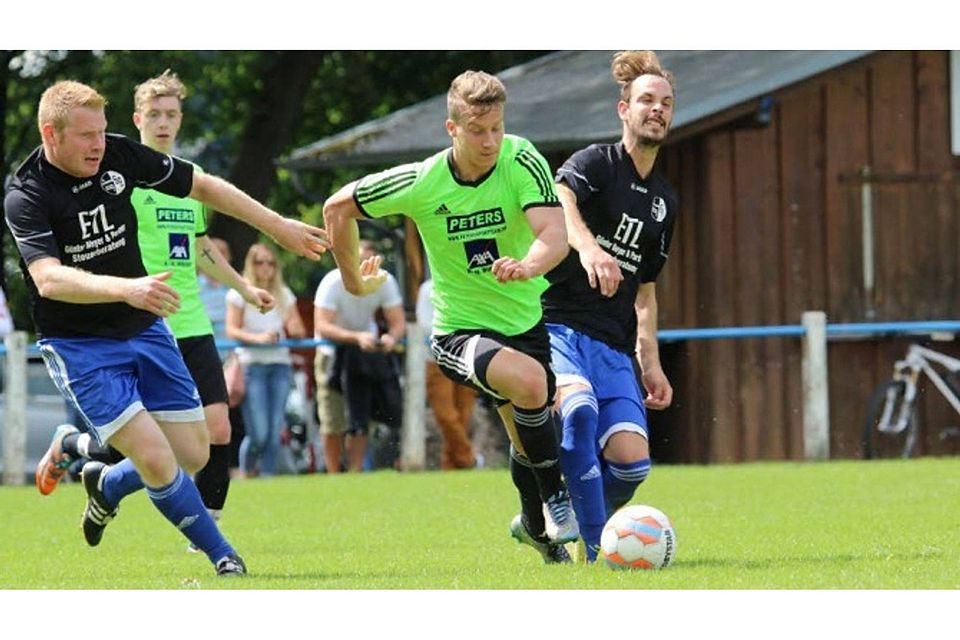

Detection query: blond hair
(134, 69), (187, 112)
(37, 80), (107, 135)
(611, 51), (675, 102)
(447, 70), (506, 123)
(242, 243), (290, 312)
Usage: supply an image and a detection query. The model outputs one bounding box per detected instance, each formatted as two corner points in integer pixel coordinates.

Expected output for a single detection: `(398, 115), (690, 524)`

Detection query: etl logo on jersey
(464, 239), (499, 272)
(100, 171), (126, 195)
(168, 233), (191, 261)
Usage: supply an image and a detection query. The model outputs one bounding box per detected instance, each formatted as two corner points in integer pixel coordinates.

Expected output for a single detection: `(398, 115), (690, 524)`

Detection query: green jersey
(355, 134), (560, 336)
(133, 163), (212, 339)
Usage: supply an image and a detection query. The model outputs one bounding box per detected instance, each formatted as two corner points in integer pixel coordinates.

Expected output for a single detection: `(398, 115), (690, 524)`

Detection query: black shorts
(430, 320), (555, 404)
(339, 346), (403, 434)
(176, 334), (228, 407)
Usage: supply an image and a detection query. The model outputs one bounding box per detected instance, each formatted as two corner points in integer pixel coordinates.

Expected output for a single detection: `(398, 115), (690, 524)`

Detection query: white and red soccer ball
(600, 504), (676, 570)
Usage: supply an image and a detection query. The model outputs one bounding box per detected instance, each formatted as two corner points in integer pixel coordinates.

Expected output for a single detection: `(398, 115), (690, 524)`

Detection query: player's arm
(557, 181), (623, 297)
(491, 206), (568, 283)
(322, 182), (387, 296)
(190, 172), (329, 261)
(27, 256), (180, 317)
(314, 306), (379, 351)
(196, 236), (274, 313)
(378, 303), (406, 352)
(635, 281), (672, 410)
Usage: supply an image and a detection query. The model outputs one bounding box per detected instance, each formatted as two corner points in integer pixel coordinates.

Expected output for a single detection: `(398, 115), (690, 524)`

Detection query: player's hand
(353, 253), (389, 297)
(242, 285), (276, 314)
(641, 366), (673, 410)
(491, 256), (532, 283)
(580, 245), (623, 297)
(125, 271), (181, 317)
(270, 218), (331, 261)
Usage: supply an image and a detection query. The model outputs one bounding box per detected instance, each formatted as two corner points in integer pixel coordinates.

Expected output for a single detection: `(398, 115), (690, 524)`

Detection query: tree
(1, 50), (548, 333)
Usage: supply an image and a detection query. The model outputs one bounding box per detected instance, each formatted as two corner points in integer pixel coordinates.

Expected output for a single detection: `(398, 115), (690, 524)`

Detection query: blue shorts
(547, 323), (648, 447)
(39, 319), (204, 444)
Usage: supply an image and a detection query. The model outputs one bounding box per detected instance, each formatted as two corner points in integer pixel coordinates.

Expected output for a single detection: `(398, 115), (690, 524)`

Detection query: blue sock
(101, 458), (145, 507)
(603, 457), (651, 517)
(146, 468), (235, 564)
(558, 391), (605, 562)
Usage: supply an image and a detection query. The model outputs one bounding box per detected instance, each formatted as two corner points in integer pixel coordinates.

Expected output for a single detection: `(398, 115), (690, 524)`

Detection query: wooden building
(284, 50), (960, 463)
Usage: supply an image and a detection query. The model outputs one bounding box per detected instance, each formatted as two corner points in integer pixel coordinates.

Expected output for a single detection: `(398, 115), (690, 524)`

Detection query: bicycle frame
(885, 344), (960, 433)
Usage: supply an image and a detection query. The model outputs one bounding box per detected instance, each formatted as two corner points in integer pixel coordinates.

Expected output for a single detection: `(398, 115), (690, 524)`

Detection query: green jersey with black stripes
(354, 134), (560, 336)
(133, 162), (213, 339)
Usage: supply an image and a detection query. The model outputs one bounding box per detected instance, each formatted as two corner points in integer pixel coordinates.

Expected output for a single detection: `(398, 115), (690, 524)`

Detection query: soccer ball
(600, 504), (676, 570)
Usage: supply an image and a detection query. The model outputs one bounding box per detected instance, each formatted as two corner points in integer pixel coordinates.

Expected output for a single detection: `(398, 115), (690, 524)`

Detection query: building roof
(282, 50), (872, 170)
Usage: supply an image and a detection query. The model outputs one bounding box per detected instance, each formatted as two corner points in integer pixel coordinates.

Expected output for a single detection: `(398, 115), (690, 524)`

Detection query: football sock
(512, 403), (565, 500)
(194, 444), (231, 511)
(145, 468), (234, 564)
(603, 457), (652, 517)
(63, 433), (125, 464)
(509, 447), (546, 537)
(558, 391), (604, 561)
(101, 458), (145, 507)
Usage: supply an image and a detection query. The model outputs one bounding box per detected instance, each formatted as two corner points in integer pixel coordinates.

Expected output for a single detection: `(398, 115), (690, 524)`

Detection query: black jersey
(542, 142), (677, 354)
(4, 134), (194, 339)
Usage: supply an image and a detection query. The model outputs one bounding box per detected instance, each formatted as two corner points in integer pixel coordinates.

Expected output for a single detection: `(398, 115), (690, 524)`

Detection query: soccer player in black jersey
(525, 51), (678, 562)
(4, 80), (328, 576)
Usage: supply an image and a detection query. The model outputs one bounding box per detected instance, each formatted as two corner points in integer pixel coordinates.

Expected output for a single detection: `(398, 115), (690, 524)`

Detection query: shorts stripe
(39, 344), (93, 430)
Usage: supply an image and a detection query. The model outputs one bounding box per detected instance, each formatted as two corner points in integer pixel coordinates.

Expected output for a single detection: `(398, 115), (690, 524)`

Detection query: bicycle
(862, 343), (960, 459)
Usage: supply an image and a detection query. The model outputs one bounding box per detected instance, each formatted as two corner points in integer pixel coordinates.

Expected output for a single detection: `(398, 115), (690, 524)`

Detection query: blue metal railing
(3, 320), (960, 356)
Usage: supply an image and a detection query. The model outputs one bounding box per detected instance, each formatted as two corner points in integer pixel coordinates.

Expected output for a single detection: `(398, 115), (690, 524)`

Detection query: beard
(632, 118), (669, 148)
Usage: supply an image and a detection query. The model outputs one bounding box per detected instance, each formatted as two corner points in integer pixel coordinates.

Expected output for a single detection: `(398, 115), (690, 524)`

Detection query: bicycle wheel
(861, 380), (919, 459)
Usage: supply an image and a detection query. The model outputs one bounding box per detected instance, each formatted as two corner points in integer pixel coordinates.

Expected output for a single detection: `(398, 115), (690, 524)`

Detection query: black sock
(510, 447), (546, 538)
(195, 444), (231, 511)
(62, 433), (124, 464)
(512, 404), (565, 500)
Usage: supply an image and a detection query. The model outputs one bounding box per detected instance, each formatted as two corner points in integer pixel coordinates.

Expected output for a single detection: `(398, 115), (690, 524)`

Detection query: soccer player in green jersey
(35, 71), (274, 537)
(323, 70), (579, 558)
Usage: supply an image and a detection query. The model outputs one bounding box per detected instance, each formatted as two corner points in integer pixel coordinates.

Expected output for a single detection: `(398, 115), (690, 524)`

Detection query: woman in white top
(226, 243), (306, 477)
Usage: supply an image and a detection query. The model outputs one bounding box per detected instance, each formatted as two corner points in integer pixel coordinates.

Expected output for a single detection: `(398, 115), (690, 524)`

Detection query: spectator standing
(415, 278), (478, 469)
(226, 243), (305, 477)
(0, 286), (12, 392)
(313, 239), (405, 472)
(0, 286), (12, 337)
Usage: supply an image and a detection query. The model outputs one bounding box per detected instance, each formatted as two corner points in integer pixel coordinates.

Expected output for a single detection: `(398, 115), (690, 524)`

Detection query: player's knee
(509, 370), (548, 408)
(558, 391), (599, 451)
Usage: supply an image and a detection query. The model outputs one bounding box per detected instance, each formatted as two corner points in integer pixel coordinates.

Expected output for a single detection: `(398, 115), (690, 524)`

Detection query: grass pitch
(1, 457), (957, 590)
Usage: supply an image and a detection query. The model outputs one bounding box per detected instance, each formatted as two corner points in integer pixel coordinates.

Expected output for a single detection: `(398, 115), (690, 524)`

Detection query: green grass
(1, 458), (958, 589)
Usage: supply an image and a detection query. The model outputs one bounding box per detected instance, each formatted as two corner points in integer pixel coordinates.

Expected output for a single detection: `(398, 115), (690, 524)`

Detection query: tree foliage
(1, 50), (547, 333)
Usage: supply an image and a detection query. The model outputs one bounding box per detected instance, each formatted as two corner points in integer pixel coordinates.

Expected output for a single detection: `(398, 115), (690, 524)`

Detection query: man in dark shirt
(4, 80), (328, 576)
(516, 51), (678, 563)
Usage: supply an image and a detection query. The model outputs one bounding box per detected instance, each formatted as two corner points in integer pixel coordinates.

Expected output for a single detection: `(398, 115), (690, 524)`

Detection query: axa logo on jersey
(464, 239), (499, 272)
(168, 233), (191, 261)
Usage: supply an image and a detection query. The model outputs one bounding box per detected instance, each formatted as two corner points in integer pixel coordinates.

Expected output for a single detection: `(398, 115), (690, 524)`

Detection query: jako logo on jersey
(630, 182), (648, 194)
(71, 180), (93, 194)
(99, 171), (126, 195)
(651, 196), (667, 222)
(447, 207), (504, 233)
(464, 239), (499, 272)
(168, 233), (190, 260)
